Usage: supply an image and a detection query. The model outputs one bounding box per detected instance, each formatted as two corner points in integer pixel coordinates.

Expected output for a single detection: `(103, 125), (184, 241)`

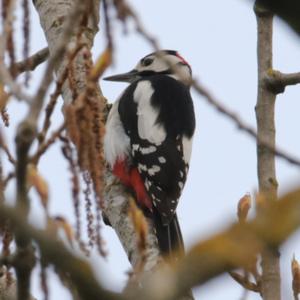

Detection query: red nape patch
(112, 160), (153, 211)
(176, 52), (190, 67)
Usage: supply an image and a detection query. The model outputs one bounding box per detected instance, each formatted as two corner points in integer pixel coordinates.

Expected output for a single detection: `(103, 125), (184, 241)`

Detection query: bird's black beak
(103, 69), (140, 83)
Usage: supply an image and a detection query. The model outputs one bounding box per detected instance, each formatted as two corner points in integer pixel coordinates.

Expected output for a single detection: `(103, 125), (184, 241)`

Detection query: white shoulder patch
(182, 135), (193, 164)
(104, 100), (130, 167)
(133, 81), (166, 145)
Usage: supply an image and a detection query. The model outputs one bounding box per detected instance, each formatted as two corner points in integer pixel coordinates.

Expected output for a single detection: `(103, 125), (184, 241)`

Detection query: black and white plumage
(104, 50), (195, 255)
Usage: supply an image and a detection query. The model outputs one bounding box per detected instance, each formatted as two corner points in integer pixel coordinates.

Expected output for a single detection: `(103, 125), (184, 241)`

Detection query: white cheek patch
(148, 58), (169, 72)
(104, 100), (130, 167)
(168, 65), (192, 85)
(133, 81), (166, 145)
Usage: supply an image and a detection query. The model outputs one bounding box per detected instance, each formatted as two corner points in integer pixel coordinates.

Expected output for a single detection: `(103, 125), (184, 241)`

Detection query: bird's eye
(142, 58), (153, 66)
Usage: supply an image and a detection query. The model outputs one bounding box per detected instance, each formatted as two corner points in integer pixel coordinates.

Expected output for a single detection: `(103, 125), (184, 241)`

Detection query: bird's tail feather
(152, 210), (194, 299)
(152, 210), (184, 259)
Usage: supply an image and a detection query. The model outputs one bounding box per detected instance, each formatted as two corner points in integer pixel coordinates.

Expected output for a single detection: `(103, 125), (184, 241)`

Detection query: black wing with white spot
(118, 75), (195, 225)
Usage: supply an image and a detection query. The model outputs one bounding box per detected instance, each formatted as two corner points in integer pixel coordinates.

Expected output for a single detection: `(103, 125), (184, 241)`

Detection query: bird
(103, 50), (195, 258)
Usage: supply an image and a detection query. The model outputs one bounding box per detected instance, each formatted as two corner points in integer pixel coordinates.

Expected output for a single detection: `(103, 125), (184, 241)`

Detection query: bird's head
(103, 50), (192, 85)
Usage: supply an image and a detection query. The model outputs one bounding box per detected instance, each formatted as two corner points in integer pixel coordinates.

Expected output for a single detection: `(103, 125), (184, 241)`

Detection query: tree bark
(254, 3), (281, 300)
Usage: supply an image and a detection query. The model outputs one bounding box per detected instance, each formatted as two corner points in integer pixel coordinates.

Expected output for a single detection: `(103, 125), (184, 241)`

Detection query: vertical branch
(22, 0), (30, 85)
(14, 121), (36, 300)
(254, 2), (280, 300)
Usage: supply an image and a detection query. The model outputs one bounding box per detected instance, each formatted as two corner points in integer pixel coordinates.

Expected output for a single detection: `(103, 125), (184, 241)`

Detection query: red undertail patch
(112, 159), (131, 186)
(112, 159), (153, 211)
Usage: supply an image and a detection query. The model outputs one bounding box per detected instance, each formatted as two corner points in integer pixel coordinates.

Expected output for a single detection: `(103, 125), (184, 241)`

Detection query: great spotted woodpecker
(103, 50), (195, 256)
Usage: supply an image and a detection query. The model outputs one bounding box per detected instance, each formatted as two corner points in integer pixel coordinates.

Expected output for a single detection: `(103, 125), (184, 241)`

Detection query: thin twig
(59, 135), (89, 256)
(0, 60), (32, 103)
(37, 43), (84, 147)
(112, 0), (159, 50)
(102, 0), (114, 50)
(1, 108), (9, 127)
(31, 122), (66, 165)
(22, 0), (30, 85)
(229, 271), (260, 293)
(3, 172), (14, 188)
(5, 0), (16, 76)
(264, 70), (300, 94)
(11, 47), (49, 77)
(0, 132), (15, 165)
(0, 0), (32, 103)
